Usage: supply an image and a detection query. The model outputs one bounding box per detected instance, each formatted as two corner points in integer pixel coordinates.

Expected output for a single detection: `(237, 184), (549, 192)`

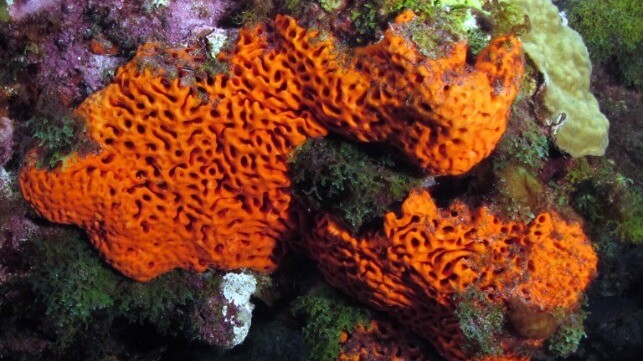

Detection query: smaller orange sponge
(274, 12), (525, 175)
(305, 189), (597, 360)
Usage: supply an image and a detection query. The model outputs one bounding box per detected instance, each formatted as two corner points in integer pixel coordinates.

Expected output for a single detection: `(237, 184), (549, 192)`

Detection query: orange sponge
(20, 39), (328, 281)
(305, 189), (597, 360)
(20, 13), (524, 281)
(275, 12), (525, 174)
(339, 318), (432, 361)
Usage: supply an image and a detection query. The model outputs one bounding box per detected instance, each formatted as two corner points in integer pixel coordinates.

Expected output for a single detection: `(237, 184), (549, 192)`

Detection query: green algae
(291, 286), (370, 361)
(289, 137), (424, 233)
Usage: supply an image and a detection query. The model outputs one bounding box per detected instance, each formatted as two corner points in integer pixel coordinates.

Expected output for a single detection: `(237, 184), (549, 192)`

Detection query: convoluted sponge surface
(305, 189), (597, 360)
(20, 35), (328, 281)
(20, 13), (524, 281)
(287, 11), (524, 174)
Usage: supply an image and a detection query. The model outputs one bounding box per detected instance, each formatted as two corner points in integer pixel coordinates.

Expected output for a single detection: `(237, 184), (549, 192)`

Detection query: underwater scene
(0, 0), (641, 360)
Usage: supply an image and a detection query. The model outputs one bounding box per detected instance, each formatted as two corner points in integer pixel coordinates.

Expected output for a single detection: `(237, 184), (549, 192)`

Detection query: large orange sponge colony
(20, 13), (524, 281)
(19, 40), (328, 281)
(305, 189), (597, 360)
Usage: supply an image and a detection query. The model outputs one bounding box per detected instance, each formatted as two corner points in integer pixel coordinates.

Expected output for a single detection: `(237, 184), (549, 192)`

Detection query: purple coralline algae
(7, 0), (60, 22)
(188, 292), (241, 347)
(5, 0), (233, 104)
(186, 272), (258, 348)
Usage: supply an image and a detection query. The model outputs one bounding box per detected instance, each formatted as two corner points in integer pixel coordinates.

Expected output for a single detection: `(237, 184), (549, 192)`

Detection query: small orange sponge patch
(305, 189), (597, 360)
(19, 13), (524, 281)
(338, 318), (433, 361)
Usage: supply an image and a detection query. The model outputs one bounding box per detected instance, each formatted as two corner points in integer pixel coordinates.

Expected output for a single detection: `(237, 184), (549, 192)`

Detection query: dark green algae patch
(289, 136), (426, 233)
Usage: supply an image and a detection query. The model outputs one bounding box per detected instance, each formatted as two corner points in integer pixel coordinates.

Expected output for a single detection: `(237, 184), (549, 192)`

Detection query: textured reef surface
(0, 1), (641, 360)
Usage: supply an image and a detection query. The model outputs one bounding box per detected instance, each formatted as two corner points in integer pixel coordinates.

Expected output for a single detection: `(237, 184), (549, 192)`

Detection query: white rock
(150, 0), (170, 8)
(0, 168), (13, 198)
(206, 28), (228, 58)
(220, 272), (257, 347)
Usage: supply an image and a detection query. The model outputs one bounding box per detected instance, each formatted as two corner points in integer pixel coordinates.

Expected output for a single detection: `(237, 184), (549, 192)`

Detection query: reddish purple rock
(4, 0), (233, 105)
(0, 118), (12, 167)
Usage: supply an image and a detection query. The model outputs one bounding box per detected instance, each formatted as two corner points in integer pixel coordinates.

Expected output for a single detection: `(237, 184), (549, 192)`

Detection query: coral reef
(303, 189), (597, 360)
(19, 12), (523, 281)
(591, 65), (643, 185)
(2, 134), (263, 356)
(318, 0), (345, 12)
(0, 171), (34, 286)
(0, 117), (13, 167)
(3, 1), (637, 360)
(483, 54), (643, 360)
(0, 115), (32, 285)
(303, 10), (524, 175)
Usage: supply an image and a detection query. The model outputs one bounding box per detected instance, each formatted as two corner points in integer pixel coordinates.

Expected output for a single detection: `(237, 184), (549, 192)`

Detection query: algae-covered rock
(564, 0), (643, 90)
(512, 0), (609, 157)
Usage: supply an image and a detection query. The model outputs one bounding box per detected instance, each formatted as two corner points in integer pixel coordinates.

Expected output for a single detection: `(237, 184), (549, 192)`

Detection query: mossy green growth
(1, 227), (222, 356)
(614, 187), (643, 244)
(494, 116), (549, 172)
(26, 230), (119, 350)
(349, 1), (382, 45)
(546, 308), (587, 357)
(234, 0), (274, 26)
(385, 0), (484, 13)
(25, 114), (82, 169)
(398, 9), (466, 58)
(291, 286), (370, 361)
(466, 26), (491, 54)
(289, 137), (424, 232)
(565, 157), (643, 244)
(23, 92), (100, 169)
(494, 164), (544, 222)
(489, 0), (531, 36)
(384, 0), (439, 15)
(345, 0), (487, 46)
(390, 1), (492, 55)
(490, 96), (550, 221)
(454, 288), (505, 357)
(564, 0), (643, 90)
(196, 57), (229, 79)
(318, 0), (343, 12)
(279, 0), (302, 13)
(0, 0), (10, 22)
